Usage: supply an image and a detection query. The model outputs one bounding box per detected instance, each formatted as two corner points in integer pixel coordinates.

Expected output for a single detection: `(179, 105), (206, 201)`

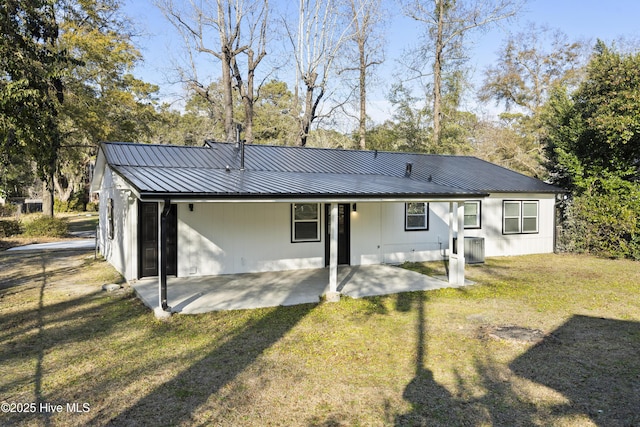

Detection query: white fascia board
(90, 148), (107, 193)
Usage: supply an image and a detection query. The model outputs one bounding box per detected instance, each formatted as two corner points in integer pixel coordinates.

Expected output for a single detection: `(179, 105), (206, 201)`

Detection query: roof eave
(137, 191), (489, 203)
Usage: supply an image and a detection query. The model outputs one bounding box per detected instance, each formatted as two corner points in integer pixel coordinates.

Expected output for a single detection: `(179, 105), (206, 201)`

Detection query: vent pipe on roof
(405, 162), (413, 177)
(235, 124), (245, 171)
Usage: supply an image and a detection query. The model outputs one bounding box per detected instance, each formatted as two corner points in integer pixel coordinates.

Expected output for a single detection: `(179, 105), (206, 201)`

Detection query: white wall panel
(97, 167), (138, 280)
(460, 194), (556, 256)
(177, 202), (324, 276)
(98, 192), (557, 279)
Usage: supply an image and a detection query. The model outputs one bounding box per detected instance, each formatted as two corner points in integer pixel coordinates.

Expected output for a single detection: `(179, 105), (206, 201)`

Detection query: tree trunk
(358, 36), (367, 150)
(432, 0), (444, 147)
(242, 49), (255, 144)
(42, 175), (54, 217)
(298, 84), (315, 147)
(297, 72), (322, 147)
(221, 55), (235, 142)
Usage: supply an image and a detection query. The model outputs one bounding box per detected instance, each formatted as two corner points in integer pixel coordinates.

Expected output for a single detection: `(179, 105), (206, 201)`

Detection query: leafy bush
(54, 192), (87, 213)
(0, 204), (17, 217)
(22, 215), (69, 237)
(0, 219), (22, 237)
(558, 177), (640, 260)
(86, 202), (99, 212)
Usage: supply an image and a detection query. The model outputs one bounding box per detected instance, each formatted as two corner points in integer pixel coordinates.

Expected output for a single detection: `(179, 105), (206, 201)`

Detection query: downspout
(159, 199), (171, 312)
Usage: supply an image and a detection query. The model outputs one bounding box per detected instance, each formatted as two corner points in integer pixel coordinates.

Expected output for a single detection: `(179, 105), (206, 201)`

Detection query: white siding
(350, 202), (448, 265)
(94, 189), (556, 279)
(176, 196), (556, 277)
(96, 166), (138, 280)
(351, 196), (556, 268)
(177, 203), (324, 276)
(462, 193), (556, 256)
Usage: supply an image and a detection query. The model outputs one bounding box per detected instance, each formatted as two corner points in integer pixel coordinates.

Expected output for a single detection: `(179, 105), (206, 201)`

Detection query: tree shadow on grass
(94, 303), (315, 426)
(0, 251), (141, 426)
(394, 291), (548, 426)
(394, 290), (640, 426)
(510, 315), (640, 426)
(394, 292), (480, 426)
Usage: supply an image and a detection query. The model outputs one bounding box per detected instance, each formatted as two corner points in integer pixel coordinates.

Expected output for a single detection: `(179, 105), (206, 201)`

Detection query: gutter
(136, 192), (490, 204)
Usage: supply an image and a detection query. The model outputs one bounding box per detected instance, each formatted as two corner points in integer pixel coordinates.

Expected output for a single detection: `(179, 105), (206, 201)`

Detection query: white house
(91, 141), (562, 309)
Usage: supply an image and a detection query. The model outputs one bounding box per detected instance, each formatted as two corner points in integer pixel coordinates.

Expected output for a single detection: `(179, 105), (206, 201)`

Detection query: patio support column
(158, 199), (171, 312)
(449, 202), (455, 285)
(328, 202), (339, 297)
(448, 202), (466, 286)
(456, 201), (465, 286)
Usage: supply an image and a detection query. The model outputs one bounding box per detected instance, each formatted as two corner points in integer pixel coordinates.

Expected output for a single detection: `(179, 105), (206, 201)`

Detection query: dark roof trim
(136, 191), (489, 201)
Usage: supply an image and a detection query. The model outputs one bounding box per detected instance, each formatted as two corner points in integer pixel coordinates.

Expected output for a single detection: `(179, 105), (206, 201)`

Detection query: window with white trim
(503, 200), (539, 234)
(291, 203), (320, 242)
(464, 201), (481, 229)
(405, 202), (429, 231)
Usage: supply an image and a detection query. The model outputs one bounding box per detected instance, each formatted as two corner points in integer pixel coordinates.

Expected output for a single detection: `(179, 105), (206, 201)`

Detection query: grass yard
(0, 251), (638, 426)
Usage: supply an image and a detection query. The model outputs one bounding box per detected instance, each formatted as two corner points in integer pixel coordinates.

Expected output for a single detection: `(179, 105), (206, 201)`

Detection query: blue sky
(123, 0), (640, 123)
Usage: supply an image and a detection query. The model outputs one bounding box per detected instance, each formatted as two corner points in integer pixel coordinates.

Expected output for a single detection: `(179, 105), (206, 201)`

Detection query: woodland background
(1, 0), (639, 258)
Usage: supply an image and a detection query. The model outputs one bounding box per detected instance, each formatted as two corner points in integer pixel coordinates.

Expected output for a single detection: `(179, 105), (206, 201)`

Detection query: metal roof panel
(98, 141), (562, 200)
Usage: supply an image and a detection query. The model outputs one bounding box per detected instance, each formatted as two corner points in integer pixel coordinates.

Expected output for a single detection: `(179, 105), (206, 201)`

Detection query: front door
(139, 202), (177, 278)
(325, 203), (350, 266)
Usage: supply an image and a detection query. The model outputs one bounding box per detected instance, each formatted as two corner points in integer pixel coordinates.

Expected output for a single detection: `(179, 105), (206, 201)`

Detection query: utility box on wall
(453, 237), (485, 264)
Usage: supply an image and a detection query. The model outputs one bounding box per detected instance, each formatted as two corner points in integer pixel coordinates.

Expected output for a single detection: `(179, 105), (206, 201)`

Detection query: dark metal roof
(201, 142), (561, 193)
(111, 166), (476, 199)
(97, 141), (561, 200)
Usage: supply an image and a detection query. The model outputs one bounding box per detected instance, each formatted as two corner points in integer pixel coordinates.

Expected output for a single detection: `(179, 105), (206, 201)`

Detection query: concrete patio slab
(132, 264), (471, 314)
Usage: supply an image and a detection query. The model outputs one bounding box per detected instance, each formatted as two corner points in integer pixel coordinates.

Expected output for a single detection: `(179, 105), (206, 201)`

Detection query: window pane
(464, 202), (477, 215)
(295, 222), (318, 240)
(464, 215), (477, 227)
(294, 203), (318, 220)
(407, 215), (426, 229)
(523, 202), (538, 217)
(523, 218), (538, 233)
(504, 218), (520, 233)
(464, 202), (479, 227)
(504, 202), (520, 217)
(407, 203), (425, 215)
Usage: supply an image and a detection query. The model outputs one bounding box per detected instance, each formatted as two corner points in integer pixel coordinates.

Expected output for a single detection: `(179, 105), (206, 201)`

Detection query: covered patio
(131, 264), (471, 314)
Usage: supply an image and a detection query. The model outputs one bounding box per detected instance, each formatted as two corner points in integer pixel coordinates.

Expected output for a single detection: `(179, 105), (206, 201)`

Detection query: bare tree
(479, 23), (586, 114)
(159, 0), (267, 142)
(229, 0), (269, 143)
(341, 0), (385, 150)
(285, 0), (352, 147)
(401, 0), (522, 146)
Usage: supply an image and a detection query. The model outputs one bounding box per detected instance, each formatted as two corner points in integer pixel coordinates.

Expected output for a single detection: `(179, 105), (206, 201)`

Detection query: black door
(139, 202), (177, 277)
(325, 203), (350, 266)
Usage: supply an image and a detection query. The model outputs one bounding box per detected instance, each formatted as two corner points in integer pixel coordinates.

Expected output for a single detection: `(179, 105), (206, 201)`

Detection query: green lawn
(0, 252), (638, 426)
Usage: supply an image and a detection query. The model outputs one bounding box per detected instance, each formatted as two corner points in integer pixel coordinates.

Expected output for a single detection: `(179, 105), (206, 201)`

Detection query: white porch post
(456, 201), (465, 286)
(449, 202), (456, 285)
(325, 202), (344, 302)
(448, 202), (466, 286)
(328, 202), (339, 294)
